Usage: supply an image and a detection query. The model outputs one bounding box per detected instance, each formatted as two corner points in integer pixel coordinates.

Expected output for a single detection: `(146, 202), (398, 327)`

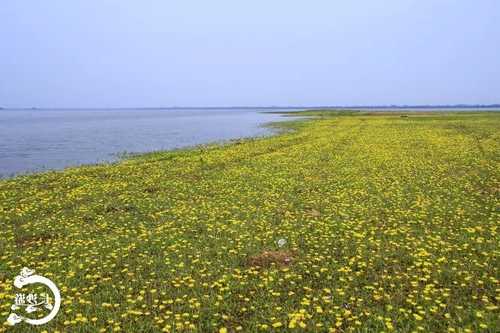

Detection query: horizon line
(2, 104), (500, 110)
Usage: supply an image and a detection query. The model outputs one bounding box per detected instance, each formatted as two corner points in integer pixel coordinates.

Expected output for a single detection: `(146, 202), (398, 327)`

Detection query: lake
(0, 108), (299, 177)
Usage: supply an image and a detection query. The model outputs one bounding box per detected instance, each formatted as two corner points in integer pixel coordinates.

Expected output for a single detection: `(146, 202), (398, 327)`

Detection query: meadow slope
(0, 111), (499, 332)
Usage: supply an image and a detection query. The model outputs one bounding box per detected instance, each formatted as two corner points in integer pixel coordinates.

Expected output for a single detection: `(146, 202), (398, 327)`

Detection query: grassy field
(0, 111), (499, 332)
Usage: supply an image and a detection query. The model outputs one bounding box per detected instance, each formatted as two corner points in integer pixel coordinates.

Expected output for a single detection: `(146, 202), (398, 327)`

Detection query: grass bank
(0, 111), (499, 332)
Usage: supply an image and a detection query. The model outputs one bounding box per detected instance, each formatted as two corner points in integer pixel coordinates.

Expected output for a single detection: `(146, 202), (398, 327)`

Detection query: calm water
(0, 108), (298, 177)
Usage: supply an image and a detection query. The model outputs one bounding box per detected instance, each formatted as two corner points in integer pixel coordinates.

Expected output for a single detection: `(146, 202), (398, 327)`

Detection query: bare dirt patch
(15, 232), (58, 247)
(246, 250), (295, 268)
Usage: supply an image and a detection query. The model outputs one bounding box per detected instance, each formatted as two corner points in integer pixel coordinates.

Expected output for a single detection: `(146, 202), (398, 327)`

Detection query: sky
(1, 0), (499, 108)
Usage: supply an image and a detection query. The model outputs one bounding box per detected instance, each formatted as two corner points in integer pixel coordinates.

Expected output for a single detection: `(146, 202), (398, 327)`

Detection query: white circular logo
(7, 267), (61, 326)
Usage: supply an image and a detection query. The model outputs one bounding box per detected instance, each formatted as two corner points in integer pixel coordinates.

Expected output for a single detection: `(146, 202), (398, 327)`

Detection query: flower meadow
(0, 111), (498, 332)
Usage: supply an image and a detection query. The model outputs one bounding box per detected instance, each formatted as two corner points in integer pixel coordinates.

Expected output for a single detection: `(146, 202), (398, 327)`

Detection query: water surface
(0, 108), (297, 177)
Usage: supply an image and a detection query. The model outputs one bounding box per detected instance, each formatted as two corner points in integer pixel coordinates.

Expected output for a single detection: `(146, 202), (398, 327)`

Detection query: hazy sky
(2, 0), (499, 108)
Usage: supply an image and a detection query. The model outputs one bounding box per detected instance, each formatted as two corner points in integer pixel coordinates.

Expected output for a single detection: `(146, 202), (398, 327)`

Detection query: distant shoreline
(1, 104), (500, 111)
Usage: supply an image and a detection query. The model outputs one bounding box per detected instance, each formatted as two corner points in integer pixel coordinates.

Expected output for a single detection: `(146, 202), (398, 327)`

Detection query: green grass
(0, 111), (499, 332)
